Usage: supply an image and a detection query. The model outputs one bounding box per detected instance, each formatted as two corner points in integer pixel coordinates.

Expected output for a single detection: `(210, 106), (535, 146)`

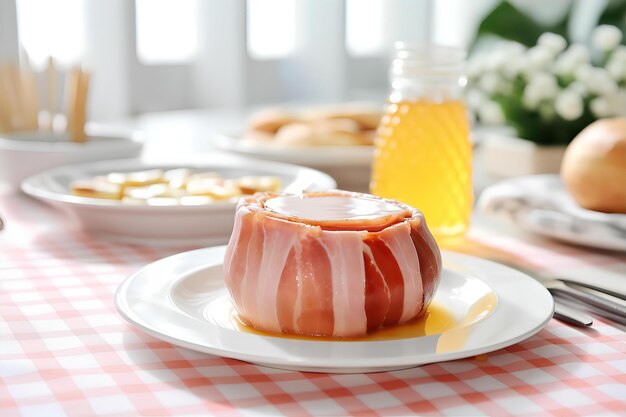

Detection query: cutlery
(554, 284), (626, 326)
(542, 279), (626, 323)
(550, 278), (626, 301)
(553, 301), (593, 327)
(477, 259), (592, 326)
(497, 262), (625, 326)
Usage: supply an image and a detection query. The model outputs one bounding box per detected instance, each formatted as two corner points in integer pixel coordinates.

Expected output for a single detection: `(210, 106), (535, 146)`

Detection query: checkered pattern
(1, 194), (625, 417)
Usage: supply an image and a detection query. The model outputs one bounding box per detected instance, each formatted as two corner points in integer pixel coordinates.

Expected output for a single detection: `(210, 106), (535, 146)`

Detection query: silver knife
(498, 261), (623, 326)
(553, 301), (593, 327)
(554, 278), (626, 301)
(543, 280), (626, 325)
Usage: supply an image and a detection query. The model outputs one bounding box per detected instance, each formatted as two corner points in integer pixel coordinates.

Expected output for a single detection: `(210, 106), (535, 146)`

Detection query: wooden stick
(0, 65), (12, 132)
(65, 67), (80, 141)
(6, 64), (25, 132)
(19, 52), (39, 131)
(66, 67), (89, 143)
(46, 57), (56, 131)
(74, 69), (89, 142)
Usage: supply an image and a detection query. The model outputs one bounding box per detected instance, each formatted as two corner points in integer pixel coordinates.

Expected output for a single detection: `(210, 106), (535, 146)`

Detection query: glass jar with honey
(370, 43), (473, 243)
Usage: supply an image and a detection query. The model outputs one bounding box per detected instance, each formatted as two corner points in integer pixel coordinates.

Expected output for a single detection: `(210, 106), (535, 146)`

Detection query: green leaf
(471, 1), (570, 51)
(474, 2), (546, 48)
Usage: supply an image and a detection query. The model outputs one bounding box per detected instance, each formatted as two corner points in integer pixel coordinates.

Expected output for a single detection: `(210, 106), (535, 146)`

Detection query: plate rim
(214, 132), (374, 166)
(0, 124), (145, 152)
(21, 157), (337, 211)
(115, 246), (554, 372)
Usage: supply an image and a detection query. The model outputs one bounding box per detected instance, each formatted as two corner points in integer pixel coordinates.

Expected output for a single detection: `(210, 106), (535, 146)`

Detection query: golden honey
(233, 303), (457, 342)
(371, 99), (473, 243)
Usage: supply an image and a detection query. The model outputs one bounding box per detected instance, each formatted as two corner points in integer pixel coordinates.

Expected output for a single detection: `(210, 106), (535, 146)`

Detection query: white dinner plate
(215, 132), (373, 192)
(22, 156), (336, 246)
(115, 246), (554, 373)
(478, 175), (626, 252)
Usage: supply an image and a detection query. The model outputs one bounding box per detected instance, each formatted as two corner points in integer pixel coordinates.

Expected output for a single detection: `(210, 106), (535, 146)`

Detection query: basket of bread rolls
(242, 103), (382, 147)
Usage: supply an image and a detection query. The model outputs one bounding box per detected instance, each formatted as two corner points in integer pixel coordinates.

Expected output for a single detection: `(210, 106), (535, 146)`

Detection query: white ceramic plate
(22, 157), (336, 246)
(215, 132), (374, 166)
(478, 175), (626, 252)
(115, 246), (554, 373)
(0, 124), (144, 192)
(215, 132), (373, 192)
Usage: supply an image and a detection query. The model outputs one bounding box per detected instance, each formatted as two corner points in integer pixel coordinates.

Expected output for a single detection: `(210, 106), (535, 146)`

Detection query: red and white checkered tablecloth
(1, 193), (625, 417)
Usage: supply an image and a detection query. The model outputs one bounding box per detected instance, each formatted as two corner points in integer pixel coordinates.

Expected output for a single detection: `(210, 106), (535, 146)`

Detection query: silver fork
(500, 262), (626, 326)
(542, 280), (626, 326)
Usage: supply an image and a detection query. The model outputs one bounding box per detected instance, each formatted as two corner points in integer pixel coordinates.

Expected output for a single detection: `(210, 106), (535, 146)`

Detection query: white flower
(466, 88), (487, 109)
(529, 72), (559, 95)
(484, 49), (509, 72)
(523, 72), (559, 108)
(568, 81), (587, 95)
(555, 90), (584, 120)
(590, 96), (613, 118)
(498, 42), (527, 78)
(523, 84), (543, 109)
(467, 58), (485, 79)
(526, 45), (553, 72)
(538, 32), (567, 54)
(607, 59), (626, 82)
(612, 45), (626, 62)
(575, 64), (593, 81)
(502, 55), (525, 78)
(583, 67), (619, 95)
(592, 25), (623, 51)
(478, 101), (505, 125)
(554, 44), (590, 75)
(607, 52), (626, 82)
(479, 72), (501, 94)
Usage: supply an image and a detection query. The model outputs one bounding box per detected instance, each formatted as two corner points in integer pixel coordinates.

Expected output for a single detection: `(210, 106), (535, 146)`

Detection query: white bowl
(21, 156), (337, 246)
(0, 124), (144, 192)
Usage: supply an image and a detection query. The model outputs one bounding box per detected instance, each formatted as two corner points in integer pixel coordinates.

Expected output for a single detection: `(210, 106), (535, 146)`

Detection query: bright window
(247, 0), (296, 60)
(135, 0), (198, 64)
(16, 0), (84, 67)
(346, 0), (385, 56)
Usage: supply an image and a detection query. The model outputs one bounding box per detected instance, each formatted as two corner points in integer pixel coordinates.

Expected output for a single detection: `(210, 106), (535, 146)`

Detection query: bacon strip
(223, 191), (442, 338)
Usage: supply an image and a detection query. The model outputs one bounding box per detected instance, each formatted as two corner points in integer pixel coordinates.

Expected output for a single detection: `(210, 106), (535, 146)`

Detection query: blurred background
(0, 0), (613, 121)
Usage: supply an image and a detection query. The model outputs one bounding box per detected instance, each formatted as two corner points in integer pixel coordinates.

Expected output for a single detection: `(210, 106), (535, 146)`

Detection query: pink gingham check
(1, 193), (625, 417)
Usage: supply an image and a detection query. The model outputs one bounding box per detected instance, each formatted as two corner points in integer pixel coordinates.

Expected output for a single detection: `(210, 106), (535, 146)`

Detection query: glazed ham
(223, 190), (442, 338)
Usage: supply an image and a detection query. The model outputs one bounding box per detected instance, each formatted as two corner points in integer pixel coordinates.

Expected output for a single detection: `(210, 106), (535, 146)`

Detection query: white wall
(0, 0), (19, 62)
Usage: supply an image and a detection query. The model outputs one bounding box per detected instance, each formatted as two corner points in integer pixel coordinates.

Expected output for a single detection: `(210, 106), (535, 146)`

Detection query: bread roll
(560, 118), (626, 213)
(248, 109), (299, 133)
(274, 121), (370, 146)
(304, 105), (382, 130)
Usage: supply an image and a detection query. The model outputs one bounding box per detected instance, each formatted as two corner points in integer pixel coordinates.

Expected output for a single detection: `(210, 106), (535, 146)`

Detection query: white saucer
(115, 246), (554, 373)
(22, 157), (336, 246)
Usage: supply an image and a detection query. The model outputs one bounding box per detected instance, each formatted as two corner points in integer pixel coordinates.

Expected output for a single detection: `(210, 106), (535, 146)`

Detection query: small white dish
(479, 174), (626, 251)
(21, 157), (336, 246)
(0, 124), (144, 192)
(215, 132), (373, 192)
(115, 246), (554, 373)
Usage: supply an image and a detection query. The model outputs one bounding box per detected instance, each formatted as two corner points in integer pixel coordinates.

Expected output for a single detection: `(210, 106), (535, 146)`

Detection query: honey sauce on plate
(229, 292), (495, 344)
